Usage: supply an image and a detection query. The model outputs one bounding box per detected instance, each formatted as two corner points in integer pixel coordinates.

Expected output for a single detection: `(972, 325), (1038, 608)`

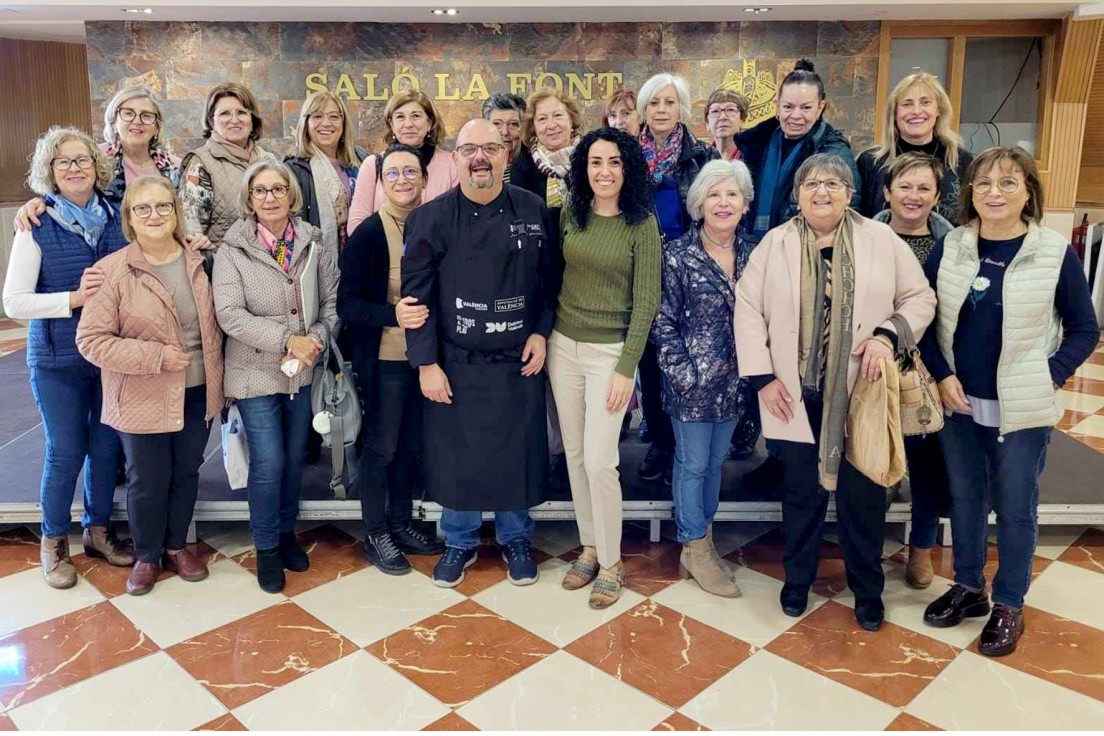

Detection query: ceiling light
(743, 7), (771, 13)
(121, 7), (153, 13)
(431, 8), (459, 14)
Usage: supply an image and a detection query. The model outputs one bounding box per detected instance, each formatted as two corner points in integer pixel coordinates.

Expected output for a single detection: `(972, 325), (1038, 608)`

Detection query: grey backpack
(310, 336), (361, 500)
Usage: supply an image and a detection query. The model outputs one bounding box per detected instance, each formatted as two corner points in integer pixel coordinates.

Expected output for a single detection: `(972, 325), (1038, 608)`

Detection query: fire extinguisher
(1073, 213), (1089, 261)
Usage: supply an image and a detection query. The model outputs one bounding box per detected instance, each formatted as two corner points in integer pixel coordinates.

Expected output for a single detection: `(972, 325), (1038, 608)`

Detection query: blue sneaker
(501, 539), (539, 585)
(433, 546), (477, 588)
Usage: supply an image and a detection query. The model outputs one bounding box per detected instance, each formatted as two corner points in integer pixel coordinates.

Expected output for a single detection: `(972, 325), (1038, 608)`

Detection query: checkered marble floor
(1, 519), (1104, 731)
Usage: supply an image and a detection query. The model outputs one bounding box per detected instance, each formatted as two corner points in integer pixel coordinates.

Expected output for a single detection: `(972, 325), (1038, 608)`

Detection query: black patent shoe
(855, 598), (885, 631)
(923, 584), (991, 628)
(979, 604), (1024, 657)
(780, 584), (810, 617)
(389, 523), (445, 556)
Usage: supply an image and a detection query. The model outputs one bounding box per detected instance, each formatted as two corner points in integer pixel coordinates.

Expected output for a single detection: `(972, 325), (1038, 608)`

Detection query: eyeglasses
(216, 109), (252, 121)
(456, 143), (506, 159)
(800, 178), (848, 193)
(308, 112), (343, 126)
(250, 184), (289, 200)
(117, 107), (159, 126)
(383, 166), (423, 183)
(131, 202), (175, 218)
(972, 177), (1022, 195)
(707, 106), (744, 120)
(51, 156), (95, 171)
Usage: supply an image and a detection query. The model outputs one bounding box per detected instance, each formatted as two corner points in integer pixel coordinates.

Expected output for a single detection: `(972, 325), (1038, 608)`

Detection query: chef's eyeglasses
(131, 202), (175, 218)
(456, 143), (506, 158)
(383, 166), (423, 183)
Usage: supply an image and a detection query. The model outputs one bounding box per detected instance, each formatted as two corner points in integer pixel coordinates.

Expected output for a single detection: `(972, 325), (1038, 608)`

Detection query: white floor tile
(292, 565), (464, 647)
(233, 650), (448, 730)
(110, 558), (278, 647)
(1057, 390), (1104, 415)
(907, 650), (1104, 730)
(0, 568), (104, 637)
(1075, 363), (1104, 381)
(1028, 525), (1090, 560)
(7, 651), (224, 730)
(530, 521), (582, 557)
(680, 650), (898, 730)
(196, 521), (254, 558)
(652, 567), (827, 649)
(1022, 560), (1104, 630)
(1070, 413), (1104, 437)
(457, 650), (673, 730)
(471, 558), (644, 647)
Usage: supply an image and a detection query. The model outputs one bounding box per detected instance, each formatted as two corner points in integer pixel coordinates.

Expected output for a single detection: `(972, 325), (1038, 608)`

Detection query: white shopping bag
(221, 404), (250, 490)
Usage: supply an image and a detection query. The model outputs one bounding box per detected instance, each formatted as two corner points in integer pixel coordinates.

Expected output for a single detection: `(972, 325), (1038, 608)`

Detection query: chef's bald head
(457, 118), (503, 145)
(454, 118), (508, 197)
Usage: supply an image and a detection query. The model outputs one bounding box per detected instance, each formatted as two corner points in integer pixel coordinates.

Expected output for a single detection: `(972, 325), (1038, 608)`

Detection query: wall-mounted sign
(304, 71), (626, 102)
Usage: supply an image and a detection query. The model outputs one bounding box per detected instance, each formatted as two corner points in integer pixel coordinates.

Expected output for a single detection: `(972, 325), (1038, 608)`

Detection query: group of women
(3, 59), (1098, 657)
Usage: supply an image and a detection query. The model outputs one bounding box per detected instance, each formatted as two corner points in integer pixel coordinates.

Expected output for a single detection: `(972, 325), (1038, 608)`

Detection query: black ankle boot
(278, 531), (309, 572)
(780, 584), (810, 617)
(256, 548), (285, 593)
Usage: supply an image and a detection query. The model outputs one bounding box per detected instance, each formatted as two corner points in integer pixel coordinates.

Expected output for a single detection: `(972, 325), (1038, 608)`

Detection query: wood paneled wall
(0, 39), (91, 205)
(1078, 30), (1104, 205)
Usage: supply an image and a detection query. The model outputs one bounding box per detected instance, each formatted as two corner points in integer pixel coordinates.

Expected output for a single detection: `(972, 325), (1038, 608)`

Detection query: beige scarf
(207, 132), (262, 166)
(531, 139), (577, 209)
(797, 212), (856, 491)
(309, 153), (350, 253)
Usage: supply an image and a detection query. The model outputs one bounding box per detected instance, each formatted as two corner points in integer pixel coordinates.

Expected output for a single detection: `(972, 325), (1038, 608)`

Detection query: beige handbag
(890, 315), (944, 436)
(846, 357), (907, 488)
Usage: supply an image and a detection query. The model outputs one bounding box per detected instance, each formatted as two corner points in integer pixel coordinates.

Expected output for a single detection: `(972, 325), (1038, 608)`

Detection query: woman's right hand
(69, 266), (105, 309)
(938, 375), (971, 414)
(14, 198), (46, 232)
(286, 335), (323, 367)
(396, 296), (429, 330)
(759, 378), (795, 423)
(161, 345), (191, 371)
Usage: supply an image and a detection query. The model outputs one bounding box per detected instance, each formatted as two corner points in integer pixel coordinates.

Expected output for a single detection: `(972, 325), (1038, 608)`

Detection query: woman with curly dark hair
(547, 128), (662, 609)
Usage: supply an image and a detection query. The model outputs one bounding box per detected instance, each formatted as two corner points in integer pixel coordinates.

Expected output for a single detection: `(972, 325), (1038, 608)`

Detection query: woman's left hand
(185, 233), (214, 251)
(852, 337), (894, 381)
(606, 372), (635, 414)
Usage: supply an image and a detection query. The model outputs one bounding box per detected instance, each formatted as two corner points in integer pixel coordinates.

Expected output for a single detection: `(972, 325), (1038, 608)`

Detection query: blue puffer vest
(26, 198), (127, 369)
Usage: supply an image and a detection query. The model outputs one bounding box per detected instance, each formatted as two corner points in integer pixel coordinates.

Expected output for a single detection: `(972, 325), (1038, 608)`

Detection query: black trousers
(357, 360), (420, 535)
(119, 385), (209, 563)
(768, 393), (887, 602)
(638, 340), (674, 452)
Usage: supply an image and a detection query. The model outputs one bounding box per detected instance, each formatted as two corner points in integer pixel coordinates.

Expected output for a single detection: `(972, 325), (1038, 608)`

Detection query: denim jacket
(652, 227), (743, 422)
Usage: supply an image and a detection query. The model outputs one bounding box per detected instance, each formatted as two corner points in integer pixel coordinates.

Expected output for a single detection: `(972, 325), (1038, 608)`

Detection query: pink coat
(347, 146), (459, 233)
(733, 214), (936, 444)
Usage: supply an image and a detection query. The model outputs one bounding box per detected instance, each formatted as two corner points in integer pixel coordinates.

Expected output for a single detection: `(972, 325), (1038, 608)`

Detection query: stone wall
(84, 21), (880, 160)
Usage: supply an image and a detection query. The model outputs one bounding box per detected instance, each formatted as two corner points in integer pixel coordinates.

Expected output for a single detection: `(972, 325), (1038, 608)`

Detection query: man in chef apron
(399, 118), (562, 588)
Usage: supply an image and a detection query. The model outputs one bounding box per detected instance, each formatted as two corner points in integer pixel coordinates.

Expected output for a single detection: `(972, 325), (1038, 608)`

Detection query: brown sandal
(563, 546), (599, 591)
(588, 562), (625, 609)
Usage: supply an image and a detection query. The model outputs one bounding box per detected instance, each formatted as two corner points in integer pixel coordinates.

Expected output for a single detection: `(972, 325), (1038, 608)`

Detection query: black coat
(286, 147), (368, 230)
(664, 127), (720, 236)
(856, 141), (973, 222)
(509, 145), (566, 232)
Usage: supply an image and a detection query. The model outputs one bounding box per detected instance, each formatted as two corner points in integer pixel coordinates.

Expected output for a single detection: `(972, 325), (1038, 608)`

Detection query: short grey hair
(103, 85), (165, 145)
(792, 153), (855, 203)
(238, 160), (303, 219)
(637, 73), (692, 123)
(26, 126), (113, 197)
(482, 93), (526, 119)
(686, 160), (755, 222)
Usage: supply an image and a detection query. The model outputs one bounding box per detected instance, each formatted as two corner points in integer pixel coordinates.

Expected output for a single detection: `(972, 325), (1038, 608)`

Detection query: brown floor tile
(0, 339), (26, 358)
(653, 712), (710, 731)
(1058, 409), (1093, 432)
(765, 600), (958, 707)
(888, 544), (1051, 584)
(408, 541), (551, 597)
(1086, 351), (1104, 366)
(1057, 528), (1104, 576)
(566, 599), (754, 708)
(885, 713), (941, 731)
(0, 527), (42, 579)
(982, 606), (1104, 702)
(194, 713), (248, 731)
(366, 599), (556, 708)
(167, 600), (355, 709)
(0, 601), (158, 710)
(726, 528), (849, 598)
(0, 319), (22, 330)
(1066, 432), (1104, 452)
(1063, 376), (1104, 396)
(74, 541), (223, 598)
(0, 713), (14, 731)
(233, 524), (366, 597)
(423, 712), (479, 731)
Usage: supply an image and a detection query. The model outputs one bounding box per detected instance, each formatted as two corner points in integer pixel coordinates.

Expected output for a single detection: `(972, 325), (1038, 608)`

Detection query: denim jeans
(29, 364), (121, 538)
(903, 433), (948, 549)
(940, 412), (1051, 608)
(357, 361), (419, 536)
(440, 508), (534, 550)
(670, 417), (737, 543)
(236, 387), (314, 550)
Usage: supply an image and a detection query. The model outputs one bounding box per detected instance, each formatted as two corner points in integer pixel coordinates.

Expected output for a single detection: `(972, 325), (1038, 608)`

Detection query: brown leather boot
(83, 525), (136, 567)
(40, 536), (77, 589)
(126, 562), (161, 596)
(163, 548), (209, 582)
(906, 545), (934, 589)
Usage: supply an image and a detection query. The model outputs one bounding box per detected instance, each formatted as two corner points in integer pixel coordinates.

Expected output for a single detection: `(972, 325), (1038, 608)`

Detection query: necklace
(701, 228), (736, 250)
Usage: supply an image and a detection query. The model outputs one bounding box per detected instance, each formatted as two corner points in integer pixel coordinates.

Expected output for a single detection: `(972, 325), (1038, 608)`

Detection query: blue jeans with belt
(29, 364), (121, 538)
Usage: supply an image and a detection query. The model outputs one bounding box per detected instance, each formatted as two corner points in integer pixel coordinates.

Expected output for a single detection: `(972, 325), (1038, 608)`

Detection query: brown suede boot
(83, 525), (135, 567)
(706, 524), (738, 581)
(906, 545), (934, 589)
(680, 538), (741, 598)
(41, 536), (77, 589)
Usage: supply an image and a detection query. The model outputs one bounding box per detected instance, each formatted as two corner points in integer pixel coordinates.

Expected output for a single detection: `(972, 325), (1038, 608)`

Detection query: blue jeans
(236, 388), (314, 550)
(940, 412), (1051, 608)
(671, 418), (737, 543)
(440, 508), (534, 550)
(29, 365), (121, 538)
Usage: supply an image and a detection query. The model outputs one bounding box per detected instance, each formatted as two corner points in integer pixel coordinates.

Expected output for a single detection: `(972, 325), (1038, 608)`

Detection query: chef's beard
(467, 171), (496, 189)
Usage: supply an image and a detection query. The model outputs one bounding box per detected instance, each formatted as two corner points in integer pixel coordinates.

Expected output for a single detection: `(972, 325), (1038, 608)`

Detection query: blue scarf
(46, 193), (110, 249)
(751, 126), (807, 240)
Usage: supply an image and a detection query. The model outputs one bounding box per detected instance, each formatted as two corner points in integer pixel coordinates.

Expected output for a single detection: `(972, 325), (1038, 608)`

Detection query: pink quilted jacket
(76, 241), (225, 434)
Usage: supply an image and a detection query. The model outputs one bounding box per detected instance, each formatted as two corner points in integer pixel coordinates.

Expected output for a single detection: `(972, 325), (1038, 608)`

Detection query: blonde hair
(383, 90), (446, 148)
(872, 72), (964, 172)
(103, 85), (166, 146)
(522, 88), (583, 148)
(121, 176), (186, 243)
(237, 160), (303, 219)
(26, 126), (113, 197)
(294, 91), (360, 168)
